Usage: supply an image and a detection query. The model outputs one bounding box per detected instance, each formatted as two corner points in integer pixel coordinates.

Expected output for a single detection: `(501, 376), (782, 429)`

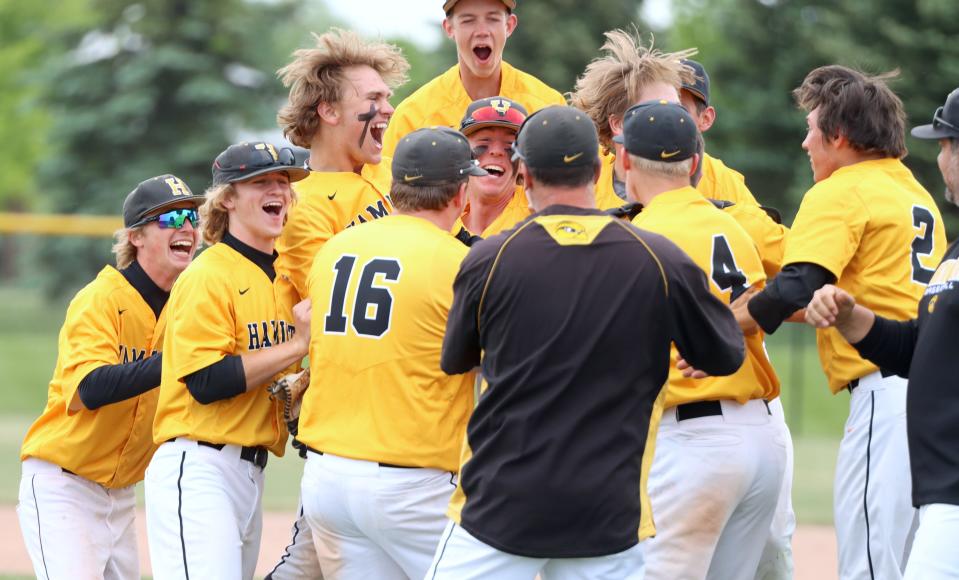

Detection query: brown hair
(111, 226), (142, 269)
(571, 30), (696, 151)
(277, 28), (410, 148)
(793, 65), (906, 158)
(390, 180), (465, 212)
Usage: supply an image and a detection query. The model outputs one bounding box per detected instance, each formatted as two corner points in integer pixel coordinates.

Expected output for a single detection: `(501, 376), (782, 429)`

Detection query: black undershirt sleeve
(748, 262), (836, 334)
(77, 354), (162, 410)
(850, 315), (919, 378)
(184, 355), (247, 405)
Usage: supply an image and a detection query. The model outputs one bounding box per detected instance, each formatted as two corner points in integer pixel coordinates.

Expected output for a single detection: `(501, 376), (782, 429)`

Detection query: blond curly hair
(570, 30), (696, 152)
(277, 28), (410, 148)
(111, 226), (142, 269)
(199, 182), (299, 246)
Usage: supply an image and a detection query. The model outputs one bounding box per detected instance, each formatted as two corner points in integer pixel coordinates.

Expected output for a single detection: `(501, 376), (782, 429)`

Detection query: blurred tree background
(1, 0), (958, 297)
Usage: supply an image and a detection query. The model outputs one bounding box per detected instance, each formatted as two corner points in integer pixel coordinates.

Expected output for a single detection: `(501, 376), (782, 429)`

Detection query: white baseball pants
(301, 451), (456, 580)
(264, 499), (324, 580)
(426, 520), (646, 580)
(17, 457), (139, 580)
(644, 398), (787, 580)
(903, 503), (959, 580)
(144, 438), (265, 580)
(835, 371), (918, 580)
(755, 396), (796, 580)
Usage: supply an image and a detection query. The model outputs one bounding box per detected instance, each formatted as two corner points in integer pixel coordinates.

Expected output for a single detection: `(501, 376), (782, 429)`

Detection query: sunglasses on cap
(933, 106), (958, 134)
(467, 105), (528, 128)
(245, 146), (297, 170)
(134, 208), (199, 229)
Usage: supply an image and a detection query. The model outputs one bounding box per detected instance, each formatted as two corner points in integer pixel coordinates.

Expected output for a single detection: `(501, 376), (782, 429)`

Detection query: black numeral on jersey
(710, 234), (749, 302)
(911, 205), (936, 285)
(324, 256), (401, 338)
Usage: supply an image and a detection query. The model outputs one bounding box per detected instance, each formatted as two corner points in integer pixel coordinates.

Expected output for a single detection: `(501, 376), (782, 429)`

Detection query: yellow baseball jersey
(297, 215), (474, 472)
(784, 158), (947, 392)
(698, 153), (759, 206)
(594, 152), (625, 210)
(153, 238), (300, 454)
(275, 164), (393, 301)
(382, 62), (566, 157)
(20, 266), (164, 488)
(633, 186), (779, 406)
(451, 186), (532, 237)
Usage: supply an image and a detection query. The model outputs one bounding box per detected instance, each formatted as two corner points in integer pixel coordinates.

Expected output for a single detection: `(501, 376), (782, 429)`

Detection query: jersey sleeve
(783, 182), (868, 278)
(57, 287), (123, 413)
(278, 196), (337, 300)
(441, 242), (495, 375)
(724, 203), (788, 278)
(166, 267), (236, 381)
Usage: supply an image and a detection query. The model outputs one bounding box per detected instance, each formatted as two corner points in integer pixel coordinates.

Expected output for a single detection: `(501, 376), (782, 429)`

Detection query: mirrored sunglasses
(138, 208), (199, 229)
(249, 146), (297, 169)
(933, 107), (958, 133)
(468, 105), (528, 128)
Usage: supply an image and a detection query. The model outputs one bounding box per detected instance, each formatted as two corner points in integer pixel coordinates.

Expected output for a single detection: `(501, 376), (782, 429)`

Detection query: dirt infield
(1, 506), (838, 578)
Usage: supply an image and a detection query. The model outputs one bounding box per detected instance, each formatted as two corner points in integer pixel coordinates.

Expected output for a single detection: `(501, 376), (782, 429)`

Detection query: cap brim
(461, 120), (522, 137)
(911, 123), (959, 140)
(612, 134), (625, 144)
(681, 86), (708, 105)
(224, 165), (311, 184)
(140, 195), (204, 218)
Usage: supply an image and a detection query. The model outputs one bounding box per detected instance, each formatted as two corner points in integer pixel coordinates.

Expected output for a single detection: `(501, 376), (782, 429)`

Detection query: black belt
(196, 440), (268, 470)
(676, 399), (771, 421)
(846, 368), (897, 392)
(305, 446), (417, 469)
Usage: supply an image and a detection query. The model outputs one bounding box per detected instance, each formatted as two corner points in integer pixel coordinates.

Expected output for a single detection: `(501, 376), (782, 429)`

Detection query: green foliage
(667, 0), (959, 234)
(0, 0), (96, 209)
(505, 0), (644, 95)
(32, 0), (328, 295)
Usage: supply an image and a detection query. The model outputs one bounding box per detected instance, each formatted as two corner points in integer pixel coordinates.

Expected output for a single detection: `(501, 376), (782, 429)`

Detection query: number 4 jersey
(632, 186), (779, 407)
(297, 215), (475, 472)
(784, 158), (946, 392)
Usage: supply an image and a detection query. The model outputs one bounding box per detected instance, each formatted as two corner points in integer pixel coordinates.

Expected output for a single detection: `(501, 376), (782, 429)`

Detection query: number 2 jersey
(296, 215), (475, 472)
(632, 186), (779, 407)
(783, 158), (946, 392)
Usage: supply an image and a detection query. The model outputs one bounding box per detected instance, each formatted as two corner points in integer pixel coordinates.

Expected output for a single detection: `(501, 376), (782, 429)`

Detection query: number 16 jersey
(783, 158), (946, 392)
(297, 215), (474, 472)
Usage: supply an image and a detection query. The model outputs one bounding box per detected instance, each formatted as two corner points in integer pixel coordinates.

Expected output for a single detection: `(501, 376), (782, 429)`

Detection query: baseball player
(17, 174), (202, 580)
(737, 66), (947, 580)
(678, 58), (795, 579)
(570, 29), (696, 210)
(381, 0), (565, 157)
(453, 95), (530, 237)
(804, 88), (959, 580)
(145, 141), (311, 580)
(619, 100), (786, 579)
(294, 127), (485, 579)
(428, 106), (746, 579)
(679, 58), (788, 279)
(266, 29), (410, 579)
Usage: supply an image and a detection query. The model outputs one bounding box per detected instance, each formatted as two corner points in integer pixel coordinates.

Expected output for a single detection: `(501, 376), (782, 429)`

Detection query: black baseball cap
(212, 141), (310, 186)
(123, 174), (203, 228)
(911, 88), (959, 140)
(460, 97), (528, 137)
(392, 127), (488, 185)
(512, 106), (599, 169)
(681, 59), (710, 106)
(614, 100), (698, 163)
(444, 0), (514, 13)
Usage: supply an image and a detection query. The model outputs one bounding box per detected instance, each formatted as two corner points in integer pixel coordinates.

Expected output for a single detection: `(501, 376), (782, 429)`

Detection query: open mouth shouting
(369, 122), (388, 150)
(263, 200), (284, 217)
(169, 238), (195, 260)
(482, 163), (506, 177)
(473, 43), (493, 64)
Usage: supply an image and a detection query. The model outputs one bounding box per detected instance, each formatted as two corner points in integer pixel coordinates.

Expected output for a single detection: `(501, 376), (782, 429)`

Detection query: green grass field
(0, 286), (849, 525)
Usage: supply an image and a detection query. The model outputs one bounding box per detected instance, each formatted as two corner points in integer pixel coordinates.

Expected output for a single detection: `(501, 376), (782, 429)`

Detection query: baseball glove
(269, 368), (310, 424)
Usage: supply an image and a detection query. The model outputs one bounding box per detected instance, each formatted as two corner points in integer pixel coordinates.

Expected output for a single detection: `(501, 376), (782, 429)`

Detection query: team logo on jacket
(554, 220), (586, 240)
